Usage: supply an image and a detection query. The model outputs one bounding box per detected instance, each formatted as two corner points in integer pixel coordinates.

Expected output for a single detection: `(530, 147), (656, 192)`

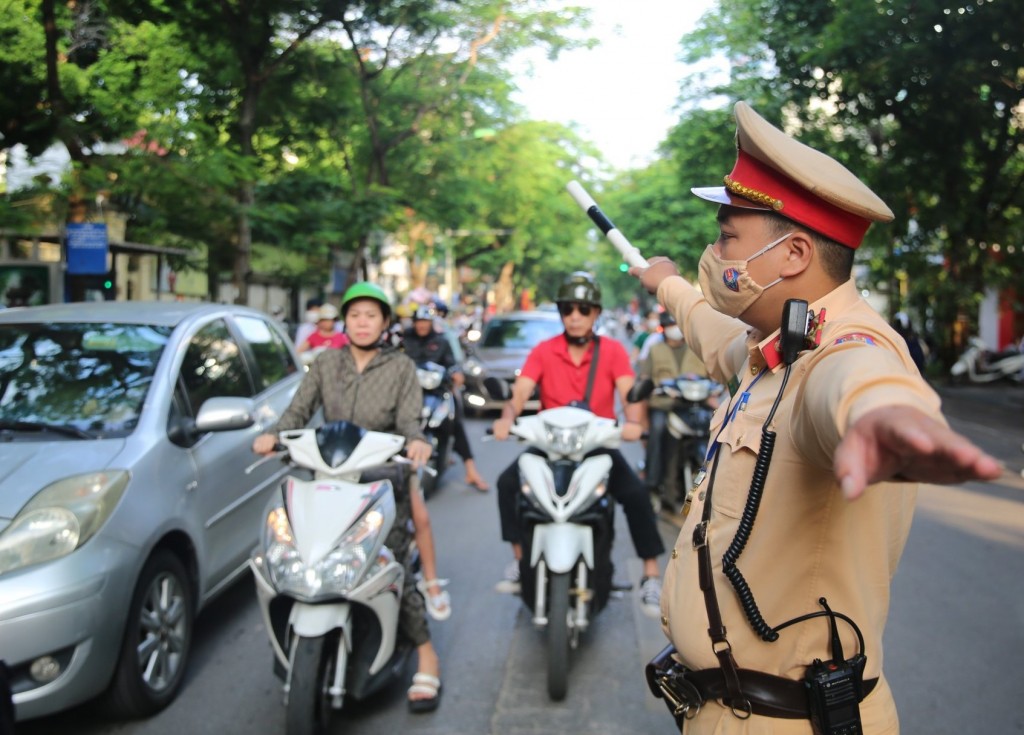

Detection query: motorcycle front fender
(530, 523), (593, 574)
(290, 601), (352, 639)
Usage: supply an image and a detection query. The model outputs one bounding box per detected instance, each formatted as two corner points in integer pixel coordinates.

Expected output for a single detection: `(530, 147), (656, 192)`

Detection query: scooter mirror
(627, 377), (654, 403)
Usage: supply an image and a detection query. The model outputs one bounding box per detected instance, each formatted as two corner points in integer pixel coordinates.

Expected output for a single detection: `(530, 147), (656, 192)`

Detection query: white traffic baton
(566, 180), (649, 269)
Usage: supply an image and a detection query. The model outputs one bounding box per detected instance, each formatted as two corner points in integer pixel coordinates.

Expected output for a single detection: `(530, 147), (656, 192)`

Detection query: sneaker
(639, 576), (662, 618)
(495, 560), (521, 594)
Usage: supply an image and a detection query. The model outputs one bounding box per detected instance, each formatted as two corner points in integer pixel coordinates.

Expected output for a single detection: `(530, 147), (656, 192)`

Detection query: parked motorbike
(248, 421), (414, 735)
(950, 336), (1024, 383)
(416, 361), (456, 496)
(487, 377), (620, 701)
(632, 374), (723, 515)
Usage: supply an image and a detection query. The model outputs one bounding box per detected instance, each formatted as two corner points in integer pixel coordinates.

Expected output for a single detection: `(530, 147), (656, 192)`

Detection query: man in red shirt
(491, 271), (665, 615)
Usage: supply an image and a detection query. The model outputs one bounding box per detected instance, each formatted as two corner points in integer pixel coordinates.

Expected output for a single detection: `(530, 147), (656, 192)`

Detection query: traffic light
(618, 262), (629, 272)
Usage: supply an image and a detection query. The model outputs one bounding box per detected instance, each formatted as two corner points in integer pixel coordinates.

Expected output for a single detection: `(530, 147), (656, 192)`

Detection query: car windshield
(0, 322), (172, 438)
(481, 317), (562, 349)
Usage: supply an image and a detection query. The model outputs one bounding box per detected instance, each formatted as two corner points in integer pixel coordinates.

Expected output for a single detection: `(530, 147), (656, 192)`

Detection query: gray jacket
(275, 346), (426, 443)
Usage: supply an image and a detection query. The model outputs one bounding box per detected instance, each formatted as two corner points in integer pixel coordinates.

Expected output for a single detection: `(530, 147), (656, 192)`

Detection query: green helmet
(556, 271), (602, 307)
(340, 281), (392, 320)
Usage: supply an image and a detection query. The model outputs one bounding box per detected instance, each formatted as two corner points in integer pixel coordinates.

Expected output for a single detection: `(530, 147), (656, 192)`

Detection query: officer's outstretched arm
(833, 405), (1002, 500)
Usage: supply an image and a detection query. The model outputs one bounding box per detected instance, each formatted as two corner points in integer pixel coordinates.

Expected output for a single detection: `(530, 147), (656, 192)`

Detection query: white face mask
(664, 325), (683, 341)
(697, 232), (792, 318)
(646, 319), (660, 331)
(305, 309), (320, 324)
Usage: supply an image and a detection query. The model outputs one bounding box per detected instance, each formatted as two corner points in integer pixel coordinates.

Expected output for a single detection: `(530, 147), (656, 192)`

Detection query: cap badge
(723, 267), (741, 292)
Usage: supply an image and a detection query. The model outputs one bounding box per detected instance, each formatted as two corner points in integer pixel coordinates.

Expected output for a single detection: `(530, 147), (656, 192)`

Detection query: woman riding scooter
(253, 281), (445, 712)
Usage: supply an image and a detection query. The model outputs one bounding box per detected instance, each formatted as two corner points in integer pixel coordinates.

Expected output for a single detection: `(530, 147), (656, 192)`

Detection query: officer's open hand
(834, 405), (1002, 500)
(628, 256), (681, 295)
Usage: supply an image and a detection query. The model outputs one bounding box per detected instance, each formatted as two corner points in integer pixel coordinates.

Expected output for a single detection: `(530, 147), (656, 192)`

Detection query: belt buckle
(692, 520), (709, 549)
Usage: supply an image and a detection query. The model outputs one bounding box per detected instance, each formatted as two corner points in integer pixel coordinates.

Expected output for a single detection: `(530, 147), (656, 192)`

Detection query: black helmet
(556, 271), (601, 307)
(413, 305), (437, 322)
(658, 310), (676, 328)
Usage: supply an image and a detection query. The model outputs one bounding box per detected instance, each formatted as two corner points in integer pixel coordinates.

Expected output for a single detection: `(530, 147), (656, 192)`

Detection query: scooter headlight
(260, 492), (395, 601)
(543, 422), (586, 456)
(417, 367), (443, 391)
(428, 399), (452, 428)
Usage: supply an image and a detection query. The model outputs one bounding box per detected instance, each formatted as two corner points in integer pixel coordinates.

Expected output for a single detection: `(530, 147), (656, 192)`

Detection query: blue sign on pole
(66, 223), (109, 275)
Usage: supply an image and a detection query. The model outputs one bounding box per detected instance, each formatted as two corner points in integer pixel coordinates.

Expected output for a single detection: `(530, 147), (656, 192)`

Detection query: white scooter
(501, 402), (621, 701)
(950, 336), (1024, 383)
(248, 421), (413, 735)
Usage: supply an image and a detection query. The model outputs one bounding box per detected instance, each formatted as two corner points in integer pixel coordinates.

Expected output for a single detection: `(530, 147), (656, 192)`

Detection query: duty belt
(646, 644), (878, 725)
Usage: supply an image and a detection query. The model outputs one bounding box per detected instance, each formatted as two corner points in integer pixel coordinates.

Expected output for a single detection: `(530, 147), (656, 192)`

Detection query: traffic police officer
(631, 101), (1000, 733)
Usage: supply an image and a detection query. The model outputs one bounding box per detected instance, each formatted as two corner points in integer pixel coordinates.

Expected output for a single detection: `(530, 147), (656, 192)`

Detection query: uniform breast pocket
(710, 410), (766, 519)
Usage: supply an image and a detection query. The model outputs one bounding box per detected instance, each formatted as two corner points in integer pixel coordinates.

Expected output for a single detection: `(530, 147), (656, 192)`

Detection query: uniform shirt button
(661, 616), (669, 626)
(671, 548), (679, 559)
(751, 365), (759, 374)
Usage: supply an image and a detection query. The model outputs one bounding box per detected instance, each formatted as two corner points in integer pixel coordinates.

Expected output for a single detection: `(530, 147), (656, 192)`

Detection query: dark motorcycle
(632, 374), (723, 515)
(416, 361), (455, 496)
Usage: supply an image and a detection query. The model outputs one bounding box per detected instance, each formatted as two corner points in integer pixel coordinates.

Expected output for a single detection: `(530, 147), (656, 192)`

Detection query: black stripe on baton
(586, 206), (615, 235)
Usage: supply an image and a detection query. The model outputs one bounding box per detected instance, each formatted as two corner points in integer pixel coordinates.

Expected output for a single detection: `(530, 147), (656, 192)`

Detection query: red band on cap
(726, 150), (871, 248)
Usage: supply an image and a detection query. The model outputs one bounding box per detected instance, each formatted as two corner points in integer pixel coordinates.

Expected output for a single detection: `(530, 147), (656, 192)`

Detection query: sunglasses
(558, 302), (593, 317)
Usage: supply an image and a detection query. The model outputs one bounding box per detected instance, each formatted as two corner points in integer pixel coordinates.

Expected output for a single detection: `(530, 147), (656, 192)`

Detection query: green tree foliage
(2, 0), (598, 307)
(671, 0), (1023, 355)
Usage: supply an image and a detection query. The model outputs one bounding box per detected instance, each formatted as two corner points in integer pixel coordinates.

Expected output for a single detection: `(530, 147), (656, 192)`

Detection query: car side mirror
(627, 378), (654, 403)
(483, 376), (511, 401)
(194, 396), (258, 433)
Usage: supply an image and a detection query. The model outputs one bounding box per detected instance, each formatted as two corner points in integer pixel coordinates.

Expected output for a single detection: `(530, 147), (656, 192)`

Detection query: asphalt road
(16, 382), (1024, 735)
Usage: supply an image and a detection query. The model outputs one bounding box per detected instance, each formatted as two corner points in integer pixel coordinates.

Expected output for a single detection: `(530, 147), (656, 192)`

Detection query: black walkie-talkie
(780, 299), (809, 365)
(803, 598), (866, 735)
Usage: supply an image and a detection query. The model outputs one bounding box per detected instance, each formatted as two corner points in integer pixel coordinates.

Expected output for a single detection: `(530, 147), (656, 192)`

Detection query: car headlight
(544, 422), (587, 456)
(416, 367), (443, 391)
(463, 357), (484, 377)
(0, 471), (130, 576)
(261, 492), (395, 601)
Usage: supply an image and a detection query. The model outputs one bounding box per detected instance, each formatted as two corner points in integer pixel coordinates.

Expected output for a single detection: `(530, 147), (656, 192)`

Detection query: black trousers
(497, 448), (665, 561)
(451, 388), (474, 462)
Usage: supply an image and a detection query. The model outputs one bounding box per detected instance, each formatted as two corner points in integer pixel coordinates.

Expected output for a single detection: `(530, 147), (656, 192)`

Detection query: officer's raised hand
(629, 256), (681, 295)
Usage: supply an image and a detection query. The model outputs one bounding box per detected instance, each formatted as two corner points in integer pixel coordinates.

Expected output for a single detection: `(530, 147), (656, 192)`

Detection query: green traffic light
(103, 280), (113, 289)
(618, 263), (629, 272)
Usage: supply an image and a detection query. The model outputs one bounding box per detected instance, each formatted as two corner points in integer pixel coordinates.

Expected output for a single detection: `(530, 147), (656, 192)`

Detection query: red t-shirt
(520, 335), (633, 419)
(305, 331), (349, 350)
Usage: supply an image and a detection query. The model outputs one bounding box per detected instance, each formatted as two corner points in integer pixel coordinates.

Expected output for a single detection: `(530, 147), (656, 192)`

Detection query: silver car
(0, 302), (302, 721)
(462, 310), (563, 414)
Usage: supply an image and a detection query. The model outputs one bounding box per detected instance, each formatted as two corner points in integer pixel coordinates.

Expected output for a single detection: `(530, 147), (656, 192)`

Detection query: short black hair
(762, 213), (853, 284)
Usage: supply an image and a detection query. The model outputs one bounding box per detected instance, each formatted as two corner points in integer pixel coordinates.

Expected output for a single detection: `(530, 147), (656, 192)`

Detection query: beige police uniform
(656, 275), (942, 734)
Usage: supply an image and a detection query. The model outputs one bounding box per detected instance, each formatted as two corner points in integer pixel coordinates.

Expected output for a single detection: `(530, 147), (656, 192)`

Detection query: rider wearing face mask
(630, 102), (999, 733)
(637, 311), (709, 499)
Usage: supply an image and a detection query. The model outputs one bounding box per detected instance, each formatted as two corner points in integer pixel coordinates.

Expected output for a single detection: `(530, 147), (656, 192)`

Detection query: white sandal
(416, 578), (452, 621)
(408, 672), (442, 713)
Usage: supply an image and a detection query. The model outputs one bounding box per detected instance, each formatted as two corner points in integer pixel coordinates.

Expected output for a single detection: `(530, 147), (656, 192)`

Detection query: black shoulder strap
(582, 337), (601, 406)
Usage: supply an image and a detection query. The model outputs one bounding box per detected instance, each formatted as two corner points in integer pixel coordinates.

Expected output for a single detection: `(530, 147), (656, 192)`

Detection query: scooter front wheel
(287, 633), (339, 735)
(547, 572), (571, 701)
